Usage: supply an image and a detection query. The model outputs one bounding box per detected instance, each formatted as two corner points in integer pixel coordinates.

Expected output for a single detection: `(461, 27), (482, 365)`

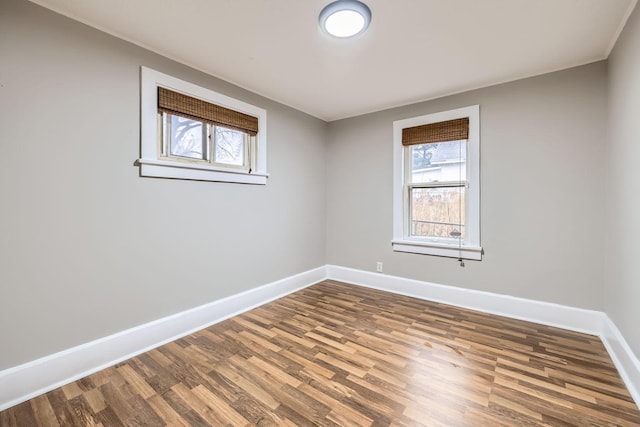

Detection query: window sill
(392, 239), (483, 260)
(137, 158), (268, 185)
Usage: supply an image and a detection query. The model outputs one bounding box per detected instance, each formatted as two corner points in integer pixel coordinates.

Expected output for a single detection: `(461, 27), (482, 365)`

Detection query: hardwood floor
(1, 280), (639, 426)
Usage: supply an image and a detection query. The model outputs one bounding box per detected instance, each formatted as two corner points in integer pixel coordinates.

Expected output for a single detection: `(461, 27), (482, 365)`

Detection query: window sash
(404, 136), (469, 242)
(407, 185), (466, 241)
(406, 140), (468, 183)
(163, 114), (209, 162)
(212, 128), (251, 170)
(159, 113), (252, 171)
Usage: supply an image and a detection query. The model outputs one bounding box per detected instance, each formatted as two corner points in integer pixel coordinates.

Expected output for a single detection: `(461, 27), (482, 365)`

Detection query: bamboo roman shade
(402, 117), (469, 146)
(157, 87), (259, 136)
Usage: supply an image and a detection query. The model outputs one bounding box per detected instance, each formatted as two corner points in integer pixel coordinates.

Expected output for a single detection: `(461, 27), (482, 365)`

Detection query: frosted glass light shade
(319, 0), (371, 38)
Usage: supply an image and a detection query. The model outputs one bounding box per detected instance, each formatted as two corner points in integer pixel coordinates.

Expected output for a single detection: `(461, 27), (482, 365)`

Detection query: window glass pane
(411, 140), (466, 183)
(169, 115), (205, 160)
(411, 187), (465, 239)
(214, 126), (245, 166)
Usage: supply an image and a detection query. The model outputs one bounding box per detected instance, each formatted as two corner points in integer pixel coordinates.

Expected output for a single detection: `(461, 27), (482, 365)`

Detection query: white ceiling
(30, 0), (637, 121)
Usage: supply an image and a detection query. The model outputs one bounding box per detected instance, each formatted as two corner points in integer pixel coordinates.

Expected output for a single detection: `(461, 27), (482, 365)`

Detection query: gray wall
(0, 0), (326, 370)
(606, 4), (640, 356)
(1, 0), (636, 373)
(326, 62), (608, 310)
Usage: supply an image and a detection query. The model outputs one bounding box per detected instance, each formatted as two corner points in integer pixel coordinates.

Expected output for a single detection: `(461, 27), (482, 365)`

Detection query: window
(392, 105), (482, 260)
(138, 67), (268, 184)
(160, 114), (252, 167)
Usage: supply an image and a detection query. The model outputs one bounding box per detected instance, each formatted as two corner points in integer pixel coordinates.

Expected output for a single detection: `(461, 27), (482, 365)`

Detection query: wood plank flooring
(1, 280), (639, 426)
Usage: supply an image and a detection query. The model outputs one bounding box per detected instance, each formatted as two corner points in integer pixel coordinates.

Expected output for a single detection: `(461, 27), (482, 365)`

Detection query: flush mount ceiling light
(319, 0), (372, 38)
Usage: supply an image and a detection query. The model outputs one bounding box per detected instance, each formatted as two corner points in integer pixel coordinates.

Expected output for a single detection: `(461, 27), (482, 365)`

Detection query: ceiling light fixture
(319, 0), (371, 38)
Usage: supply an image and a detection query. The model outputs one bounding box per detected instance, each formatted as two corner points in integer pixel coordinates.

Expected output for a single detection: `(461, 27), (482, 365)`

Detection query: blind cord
(458, 139), (465, 268)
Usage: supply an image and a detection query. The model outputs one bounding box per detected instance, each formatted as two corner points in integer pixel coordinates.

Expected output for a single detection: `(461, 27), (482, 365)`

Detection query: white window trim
(138, 67), (268, 184)
(392, 105), (482, 260)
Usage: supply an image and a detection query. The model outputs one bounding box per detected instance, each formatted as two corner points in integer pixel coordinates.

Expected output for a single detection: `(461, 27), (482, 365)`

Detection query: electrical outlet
(376, 262), (383, 272)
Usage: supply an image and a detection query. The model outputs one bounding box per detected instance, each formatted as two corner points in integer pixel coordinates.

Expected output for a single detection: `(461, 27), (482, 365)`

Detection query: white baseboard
(600, 316), (640, 405)
(0, 266), (326, 412)
(326, 265), (604, 333)
(2, 264), (638, 412)
(326, 264), (640, 406)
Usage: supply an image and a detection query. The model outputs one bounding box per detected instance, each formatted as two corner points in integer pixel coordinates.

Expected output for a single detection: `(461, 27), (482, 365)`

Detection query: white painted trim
(326, 265), (602, 333)
(139, 66), (268, 184)
(326, 264), (640, 406)
(0, 266), (326, 412)
(2, 264), (638, 412)
(600, 316), (640, 405)
(392, 105), (481, 260)
(138, 159), (268, 185)
(392, 240), (482, 260)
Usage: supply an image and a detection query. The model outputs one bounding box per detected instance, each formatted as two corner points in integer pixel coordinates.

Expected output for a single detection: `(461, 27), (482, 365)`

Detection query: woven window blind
(158, 87), (259, 136)
(402, 117), (469, 146)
